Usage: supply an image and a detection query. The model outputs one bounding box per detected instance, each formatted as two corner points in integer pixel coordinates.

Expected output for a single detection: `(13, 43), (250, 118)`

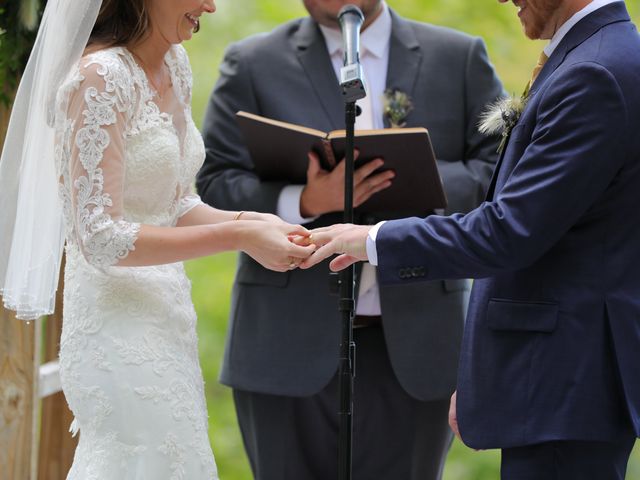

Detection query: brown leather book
(236, 111), (447, 216)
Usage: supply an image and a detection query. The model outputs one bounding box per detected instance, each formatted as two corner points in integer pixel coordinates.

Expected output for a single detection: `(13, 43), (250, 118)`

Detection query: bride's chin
(174, 31), (188, 44)
(176, 25), (195, 43)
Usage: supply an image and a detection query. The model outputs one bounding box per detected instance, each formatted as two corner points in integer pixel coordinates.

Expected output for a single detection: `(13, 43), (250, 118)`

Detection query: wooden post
(38, 260), (77, 480)
(0, 311), (38, 480)
(0, 89), (39, 480)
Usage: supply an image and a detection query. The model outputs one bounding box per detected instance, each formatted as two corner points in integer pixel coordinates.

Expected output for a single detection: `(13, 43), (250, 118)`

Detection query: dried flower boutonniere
(478, 92), (529, 154)
(383, 88), (414, 128)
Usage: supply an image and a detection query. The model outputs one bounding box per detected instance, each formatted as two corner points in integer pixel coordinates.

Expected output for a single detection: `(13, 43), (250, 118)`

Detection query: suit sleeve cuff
(366, 221), (386, 266)
(276, 185), (318, 225)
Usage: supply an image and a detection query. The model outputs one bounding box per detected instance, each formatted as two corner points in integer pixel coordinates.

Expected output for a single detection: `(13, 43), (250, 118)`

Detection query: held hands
(236, 218), (316, 272)
(237, 210), (289, 226)
(297, 224), (372, 271)
(299, 151), (395, 217)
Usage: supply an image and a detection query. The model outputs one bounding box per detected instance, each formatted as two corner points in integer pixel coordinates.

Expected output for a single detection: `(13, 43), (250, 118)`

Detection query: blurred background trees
(1, 1), (638, 478)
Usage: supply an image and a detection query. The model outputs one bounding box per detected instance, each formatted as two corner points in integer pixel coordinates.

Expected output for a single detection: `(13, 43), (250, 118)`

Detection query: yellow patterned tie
(531, 51), (549, 84)
(524, 51), (549, 97)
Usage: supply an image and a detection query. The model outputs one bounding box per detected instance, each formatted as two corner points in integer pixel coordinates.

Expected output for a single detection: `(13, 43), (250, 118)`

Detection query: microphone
(338, 5), (367, 103)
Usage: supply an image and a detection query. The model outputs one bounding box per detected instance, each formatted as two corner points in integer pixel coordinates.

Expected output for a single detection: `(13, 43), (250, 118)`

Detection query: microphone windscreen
(338, 4), (364, 22)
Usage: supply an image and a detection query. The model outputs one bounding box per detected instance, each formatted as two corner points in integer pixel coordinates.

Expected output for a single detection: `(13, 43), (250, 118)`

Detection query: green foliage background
(0, 0), (42, 105)
(183, 1), (640, 478)
(0, 0), (636, 478)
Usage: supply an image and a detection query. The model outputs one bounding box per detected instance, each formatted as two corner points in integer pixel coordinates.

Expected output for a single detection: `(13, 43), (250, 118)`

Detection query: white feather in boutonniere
(383, 88), (414, 128)
(479, 92), (529, 154)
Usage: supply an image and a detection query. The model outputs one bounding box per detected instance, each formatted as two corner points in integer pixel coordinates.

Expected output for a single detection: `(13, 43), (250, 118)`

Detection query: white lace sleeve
(178, 189), (204, 218)
(65, 57), (140, 267)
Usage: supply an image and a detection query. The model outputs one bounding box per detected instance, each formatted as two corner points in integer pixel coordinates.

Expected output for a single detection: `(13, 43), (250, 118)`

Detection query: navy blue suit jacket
(377, 2), (640, 449)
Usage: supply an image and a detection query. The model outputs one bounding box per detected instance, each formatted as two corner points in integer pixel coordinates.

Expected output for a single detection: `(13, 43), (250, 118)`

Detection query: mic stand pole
(336, 7), (365, 480)
(338, 100), (357, 480)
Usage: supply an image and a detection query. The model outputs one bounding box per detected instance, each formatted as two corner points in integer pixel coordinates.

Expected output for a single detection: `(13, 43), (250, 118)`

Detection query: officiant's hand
(299, 151), (395, 217)
(299, 223), (370, 270)
(239, 222), (315, 272)
(449, 391), (461, 441)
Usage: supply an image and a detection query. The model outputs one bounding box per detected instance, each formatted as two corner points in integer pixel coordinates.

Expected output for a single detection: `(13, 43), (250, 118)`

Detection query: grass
(184, 2), (640, 478)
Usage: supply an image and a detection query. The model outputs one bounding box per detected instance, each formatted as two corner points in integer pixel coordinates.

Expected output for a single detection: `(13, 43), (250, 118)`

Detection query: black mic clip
(340, 64), (366, 103)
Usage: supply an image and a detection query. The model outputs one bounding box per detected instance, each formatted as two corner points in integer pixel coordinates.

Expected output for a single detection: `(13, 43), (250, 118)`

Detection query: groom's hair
(88, 0), (150, 49)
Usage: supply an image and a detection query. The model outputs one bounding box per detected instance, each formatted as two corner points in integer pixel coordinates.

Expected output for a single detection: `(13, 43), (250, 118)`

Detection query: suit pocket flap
(487, 299), (558, 333)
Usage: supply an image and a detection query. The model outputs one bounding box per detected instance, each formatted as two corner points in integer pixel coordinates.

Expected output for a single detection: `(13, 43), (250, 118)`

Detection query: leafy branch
(0, 0), (44, 106)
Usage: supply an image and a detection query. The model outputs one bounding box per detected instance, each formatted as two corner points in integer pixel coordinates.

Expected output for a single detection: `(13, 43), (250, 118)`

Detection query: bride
(0, 0), (315, 478)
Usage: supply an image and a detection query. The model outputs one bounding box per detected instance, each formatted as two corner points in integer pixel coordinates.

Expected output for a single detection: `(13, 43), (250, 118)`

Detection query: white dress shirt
(544, 0), (622, 56)
(366, 0), (622, 266)
(276, 3), (392, 315)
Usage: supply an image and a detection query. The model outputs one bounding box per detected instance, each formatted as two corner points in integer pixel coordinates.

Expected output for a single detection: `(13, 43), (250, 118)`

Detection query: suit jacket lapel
(292, 18), (344, 129)
(486, 1), (631, 201)
(485, 144), (509, 201)
(384, 10), (422, 128)
(529, 1), (630, 97)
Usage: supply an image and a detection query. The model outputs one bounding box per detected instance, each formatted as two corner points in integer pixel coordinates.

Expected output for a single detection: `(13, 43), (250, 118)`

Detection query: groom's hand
(299, 224), (371, 271)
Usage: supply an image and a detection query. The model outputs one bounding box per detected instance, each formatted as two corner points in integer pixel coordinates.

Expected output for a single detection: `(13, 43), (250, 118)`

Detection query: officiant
(197, 1), (504, 478)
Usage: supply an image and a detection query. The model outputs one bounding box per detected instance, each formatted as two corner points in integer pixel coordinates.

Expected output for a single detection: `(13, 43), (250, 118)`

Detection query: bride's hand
(237, 221), (315, 272)
(237, 211), (288, 225)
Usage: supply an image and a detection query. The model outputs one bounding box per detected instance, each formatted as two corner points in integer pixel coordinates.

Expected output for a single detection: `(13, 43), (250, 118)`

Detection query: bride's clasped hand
(230, 212), (316, 271)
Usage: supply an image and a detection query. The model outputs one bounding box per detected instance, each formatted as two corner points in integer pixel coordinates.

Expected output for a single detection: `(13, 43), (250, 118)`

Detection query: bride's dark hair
(88, 0), (150, 48)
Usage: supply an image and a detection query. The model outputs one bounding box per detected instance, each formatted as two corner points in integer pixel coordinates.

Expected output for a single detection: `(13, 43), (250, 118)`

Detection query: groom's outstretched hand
(298, 224), (371, 271)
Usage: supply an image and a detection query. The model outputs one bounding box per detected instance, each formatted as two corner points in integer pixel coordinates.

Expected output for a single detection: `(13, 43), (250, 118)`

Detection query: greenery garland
(0, 0), (44, 106)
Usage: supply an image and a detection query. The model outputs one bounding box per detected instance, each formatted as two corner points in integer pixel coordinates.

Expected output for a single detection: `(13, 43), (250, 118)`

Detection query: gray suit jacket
(197, 11), (504, 400)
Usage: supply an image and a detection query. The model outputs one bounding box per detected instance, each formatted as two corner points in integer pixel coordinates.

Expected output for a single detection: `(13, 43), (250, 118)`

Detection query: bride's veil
(0, 0), (102, 320)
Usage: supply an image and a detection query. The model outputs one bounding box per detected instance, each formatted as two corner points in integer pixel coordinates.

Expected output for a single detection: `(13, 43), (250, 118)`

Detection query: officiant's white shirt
(277, 2), (392, 315)
(366, 0), (622, 267)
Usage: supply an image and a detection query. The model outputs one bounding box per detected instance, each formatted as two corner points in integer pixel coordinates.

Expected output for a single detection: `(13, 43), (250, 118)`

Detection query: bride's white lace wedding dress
(54, 44), (218, 479)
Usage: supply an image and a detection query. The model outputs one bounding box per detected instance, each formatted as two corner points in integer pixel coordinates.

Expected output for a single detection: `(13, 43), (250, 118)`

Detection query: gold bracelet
(233, 211), (245, 221)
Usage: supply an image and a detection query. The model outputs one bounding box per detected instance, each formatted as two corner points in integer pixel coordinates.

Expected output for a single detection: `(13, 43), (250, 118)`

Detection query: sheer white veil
(0, 0), (102, 320)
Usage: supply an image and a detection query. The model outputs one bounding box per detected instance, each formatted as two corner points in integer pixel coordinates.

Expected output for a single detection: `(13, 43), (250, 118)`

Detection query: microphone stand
(336, 6), (366, 480)
(337, 99), (357, 480)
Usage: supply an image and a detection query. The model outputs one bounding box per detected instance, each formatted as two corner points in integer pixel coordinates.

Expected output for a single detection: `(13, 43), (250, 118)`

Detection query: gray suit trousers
(233, 326), (453, 480)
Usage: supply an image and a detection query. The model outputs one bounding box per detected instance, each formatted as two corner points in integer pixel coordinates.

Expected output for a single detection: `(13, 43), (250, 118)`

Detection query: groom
(303, 0), (640, 477)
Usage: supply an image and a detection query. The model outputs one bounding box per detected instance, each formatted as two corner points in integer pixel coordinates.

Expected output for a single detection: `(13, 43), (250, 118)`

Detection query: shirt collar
(319, 2), (392, 59)
(544, 0), (622, 56)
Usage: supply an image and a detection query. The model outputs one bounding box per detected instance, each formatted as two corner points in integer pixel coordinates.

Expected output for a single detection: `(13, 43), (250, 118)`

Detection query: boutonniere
(383, 88), (414, 128)
(478, 92), (529, 154)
